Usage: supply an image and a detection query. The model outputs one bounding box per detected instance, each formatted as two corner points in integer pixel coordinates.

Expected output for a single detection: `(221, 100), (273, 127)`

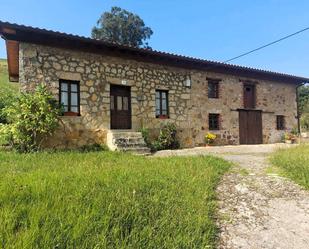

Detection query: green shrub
(291, 127), (299, 135)
(0, 96), (9, 123)
(0, 124), (12, 146)
(153, 123), (180, 151)
(301, 113), (309, 131)
(0, 84), (61, 152)
(139, 124), (180, 151)
(0, 90), (17, 124)
(139, 127), (151, 147)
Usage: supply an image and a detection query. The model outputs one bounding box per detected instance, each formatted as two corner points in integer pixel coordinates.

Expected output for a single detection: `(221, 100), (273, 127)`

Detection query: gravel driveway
(154, 144), (309, 249)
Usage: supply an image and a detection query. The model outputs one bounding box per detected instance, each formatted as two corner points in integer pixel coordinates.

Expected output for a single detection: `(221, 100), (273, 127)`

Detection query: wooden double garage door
(239, 110), (263, 144)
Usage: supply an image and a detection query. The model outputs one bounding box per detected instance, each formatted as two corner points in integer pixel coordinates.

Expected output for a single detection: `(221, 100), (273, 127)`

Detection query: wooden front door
(239, 110), (263, 144)
(110, 85), (131, 129)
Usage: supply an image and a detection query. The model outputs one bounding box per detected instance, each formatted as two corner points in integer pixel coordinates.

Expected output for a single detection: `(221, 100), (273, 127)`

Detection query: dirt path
(154, 144), (309, 249)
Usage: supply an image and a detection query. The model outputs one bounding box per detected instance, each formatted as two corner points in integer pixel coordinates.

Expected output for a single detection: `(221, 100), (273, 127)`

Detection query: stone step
(113, 138), (146, 146)
(114, 139), (147, 145)
(117, 146), (151, 155)
(113, 136), (145, 142)
(116, 143), (148, 148)
(111, 131), (143, 137)
(107, 130), (151, 155)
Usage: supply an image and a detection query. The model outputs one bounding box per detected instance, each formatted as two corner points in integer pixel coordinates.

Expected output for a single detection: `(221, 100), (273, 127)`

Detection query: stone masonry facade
(19, 43), (298, 148)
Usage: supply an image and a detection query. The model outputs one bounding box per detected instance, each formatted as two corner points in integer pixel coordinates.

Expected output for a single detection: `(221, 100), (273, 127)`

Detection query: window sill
(156, 115), (169, 119)
(60, 116), (82, 121)
(61, 112), (81, 117)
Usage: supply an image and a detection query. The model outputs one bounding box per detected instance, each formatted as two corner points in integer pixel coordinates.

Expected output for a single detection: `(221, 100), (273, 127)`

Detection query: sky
(1, 0), (309, 77)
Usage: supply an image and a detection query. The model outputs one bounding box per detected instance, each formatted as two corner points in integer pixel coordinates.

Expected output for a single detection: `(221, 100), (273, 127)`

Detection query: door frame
(110, 84), (132, 130)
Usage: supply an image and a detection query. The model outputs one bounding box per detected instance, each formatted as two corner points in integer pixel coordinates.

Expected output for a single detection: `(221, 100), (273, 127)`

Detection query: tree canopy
(91, 7), (153, 48)
(299, 84), (309, 114)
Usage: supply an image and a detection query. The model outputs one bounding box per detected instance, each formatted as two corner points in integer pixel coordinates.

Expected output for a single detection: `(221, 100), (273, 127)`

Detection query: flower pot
(285, 139), (297, 144)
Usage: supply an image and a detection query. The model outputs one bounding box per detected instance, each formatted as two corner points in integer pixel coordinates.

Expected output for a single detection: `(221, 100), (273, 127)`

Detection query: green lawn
(0, 151), (230, 249)
(270, 145), (309, 189)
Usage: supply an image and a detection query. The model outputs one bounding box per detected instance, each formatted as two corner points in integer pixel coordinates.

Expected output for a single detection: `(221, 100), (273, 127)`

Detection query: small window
(156, 90), (169, 118)
(208, 79), (219, 99)
(110, 96), (114, 110)
(123, 96), (129, 111)
(59, 79), (80, 116)
(276, 115), (285, 130)
(209, 114), (220, 130)
(117, 96), (123, 110)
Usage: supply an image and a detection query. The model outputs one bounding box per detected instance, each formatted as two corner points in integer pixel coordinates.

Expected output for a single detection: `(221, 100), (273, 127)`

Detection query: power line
(224, 27), (309, 63)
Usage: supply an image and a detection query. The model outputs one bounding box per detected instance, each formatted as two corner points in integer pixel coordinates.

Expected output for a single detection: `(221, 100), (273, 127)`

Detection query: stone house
(1, 21), (308, 151)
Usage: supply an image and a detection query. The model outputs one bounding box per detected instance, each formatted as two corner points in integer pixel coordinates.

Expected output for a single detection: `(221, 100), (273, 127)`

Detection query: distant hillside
(0, 59), (19, 94)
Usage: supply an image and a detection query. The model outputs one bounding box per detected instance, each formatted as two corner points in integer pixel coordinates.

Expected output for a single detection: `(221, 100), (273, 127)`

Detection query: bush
(0, 84), (61, 152)
(0, 91), (16, 124)
(139, 124), (180, 151)
(301, 113), (309, 131)
(0, 96), (8, 123)
(0, 124), (12, 146)
(139, 127), (151, 147)
(291, 127), (299, 135)
(153, 123), (179, 151)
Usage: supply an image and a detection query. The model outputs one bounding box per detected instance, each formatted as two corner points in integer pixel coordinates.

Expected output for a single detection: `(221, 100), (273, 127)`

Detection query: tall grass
(0, 59), (19, 93)
(0, 151), (230, 249)
(270, 145), (309, 189)
(0, 59), (19, 145)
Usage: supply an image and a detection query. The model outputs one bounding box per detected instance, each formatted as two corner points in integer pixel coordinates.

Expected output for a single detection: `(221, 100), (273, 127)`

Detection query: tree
(92, 7), (153, 48)
(298, 84), (309, 114)
(298, 84), (309, 131)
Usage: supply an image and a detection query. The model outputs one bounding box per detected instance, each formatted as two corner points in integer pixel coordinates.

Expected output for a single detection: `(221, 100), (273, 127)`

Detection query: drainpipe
(296, 82), (306, 134)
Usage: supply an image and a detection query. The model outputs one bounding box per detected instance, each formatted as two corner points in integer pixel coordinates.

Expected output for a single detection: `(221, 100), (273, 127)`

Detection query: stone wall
(19, 43), (298, 148)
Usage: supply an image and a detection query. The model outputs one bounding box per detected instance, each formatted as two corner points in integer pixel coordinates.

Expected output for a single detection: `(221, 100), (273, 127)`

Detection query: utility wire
(224, 27), (309, 63)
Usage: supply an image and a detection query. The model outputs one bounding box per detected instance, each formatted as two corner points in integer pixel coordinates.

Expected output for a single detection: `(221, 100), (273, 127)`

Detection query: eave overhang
(1, 20), (309, 85)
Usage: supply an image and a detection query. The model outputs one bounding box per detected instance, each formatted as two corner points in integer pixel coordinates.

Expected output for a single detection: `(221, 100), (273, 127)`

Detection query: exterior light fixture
(185, 76), (191, 88)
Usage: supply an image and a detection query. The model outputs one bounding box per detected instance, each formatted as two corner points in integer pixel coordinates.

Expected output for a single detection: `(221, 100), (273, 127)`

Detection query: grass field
(0, 151), (230, 248)
(0, 59), (18, 93)
(270, 145), (309, 189)
(0, 59), (18, 145)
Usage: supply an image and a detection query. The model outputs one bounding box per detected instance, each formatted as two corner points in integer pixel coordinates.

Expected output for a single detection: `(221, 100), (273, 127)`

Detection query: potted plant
(205, 132), (216, 146)
(284, 132), (297, 144)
